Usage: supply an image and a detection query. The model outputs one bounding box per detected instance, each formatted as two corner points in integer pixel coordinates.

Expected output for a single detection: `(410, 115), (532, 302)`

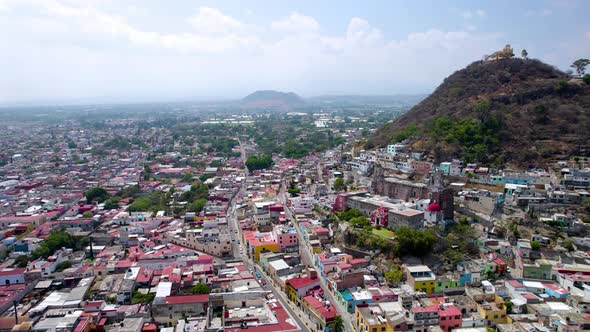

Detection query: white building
(387, 144), (406, 156)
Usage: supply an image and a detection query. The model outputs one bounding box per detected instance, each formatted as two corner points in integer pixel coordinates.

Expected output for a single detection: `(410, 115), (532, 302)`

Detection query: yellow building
(285, 283), (297, 303)
(405, 265), (436, 294)
(477, 296), (509, 327)
(252, 242), (279, 261)
(355, 305), (389, 332)
(284, 275), (321, 303)
(243, 230), (279, 260)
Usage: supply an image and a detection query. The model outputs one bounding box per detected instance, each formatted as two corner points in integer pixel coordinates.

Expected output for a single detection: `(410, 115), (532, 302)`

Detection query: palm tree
(331, 316), (345, 332)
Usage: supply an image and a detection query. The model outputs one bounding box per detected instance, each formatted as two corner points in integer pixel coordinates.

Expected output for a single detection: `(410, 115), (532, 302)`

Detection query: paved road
(227, 184), (313, 331)
(224, 141), (313, 331)
(279, 180), (356, 332)
(230, 139), (351, 331)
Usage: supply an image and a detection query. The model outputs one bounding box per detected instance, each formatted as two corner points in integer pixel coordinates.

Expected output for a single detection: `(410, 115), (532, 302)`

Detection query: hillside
(370, 58), (590, 166)
(241, 90), (305, 110)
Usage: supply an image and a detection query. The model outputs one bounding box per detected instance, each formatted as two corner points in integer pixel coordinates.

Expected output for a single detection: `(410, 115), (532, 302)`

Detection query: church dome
(427, 201), (442, 212)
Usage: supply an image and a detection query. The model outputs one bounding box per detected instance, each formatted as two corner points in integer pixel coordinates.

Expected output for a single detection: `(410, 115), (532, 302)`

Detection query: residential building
(406, 265), (436, 294)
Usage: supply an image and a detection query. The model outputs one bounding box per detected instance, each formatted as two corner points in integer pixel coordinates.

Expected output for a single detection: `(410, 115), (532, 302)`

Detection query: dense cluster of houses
(1, 112), (590, 332)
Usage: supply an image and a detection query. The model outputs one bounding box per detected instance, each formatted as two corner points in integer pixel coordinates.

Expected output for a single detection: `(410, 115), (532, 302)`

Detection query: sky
(0, 0), (589, 104)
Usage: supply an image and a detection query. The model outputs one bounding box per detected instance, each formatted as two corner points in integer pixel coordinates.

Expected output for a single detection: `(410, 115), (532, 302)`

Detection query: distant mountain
(308, 94), (426, 107)
(370, 57), (590, 167)
(241, 90), (305, 110)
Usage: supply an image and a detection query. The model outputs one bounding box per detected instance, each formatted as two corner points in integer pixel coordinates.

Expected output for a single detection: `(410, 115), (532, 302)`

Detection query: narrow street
(279, 179), (356, 332)
(230, 139), (353, 331)
(225, 144), (316, 331)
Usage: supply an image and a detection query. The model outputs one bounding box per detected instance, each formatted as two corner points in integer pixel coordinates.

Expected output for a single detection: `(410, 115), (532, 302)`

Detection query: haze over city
(1, 0), (590, 105)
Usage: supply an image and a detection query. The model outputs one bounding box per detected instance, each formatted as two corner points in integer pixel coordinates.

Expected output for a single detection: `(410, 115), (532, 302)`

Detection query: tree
(182, 172), (194, 182)
(349, 216), (370, 228)
(14, 255), (29, 268)
(245, 155), (273, 172)
(199, 173), (215, 182)
(571, 58), (590, 76)
(191, 282), (211, 294)
(103, 198), (120, 210)
(446, 224), (477, 250)
(563, 239), (575, 252)
(444, 249), (464, 265)
(131, 291), (155, 304)
(82, 211), (94, 218)
(331, 316), (345, 332)
(55, 260), (72, 272)
(189, 198), (207, 213)
(31, 230), (77, 259)
(486, 270), (495, 279)
(333, 178), (346, 192)
(85, 187), (109, 204)
(385, 266), (403, 285)
(143, 164), (152, 180)
(521, 49), (528, 59)
(338, 209), (363, 221)
(583, 74), (590, 85)
(394, 227), (436, 257)
(287, 187), (301, 197)
(504, 300), (513, 314)
(530, 240), (541, 251)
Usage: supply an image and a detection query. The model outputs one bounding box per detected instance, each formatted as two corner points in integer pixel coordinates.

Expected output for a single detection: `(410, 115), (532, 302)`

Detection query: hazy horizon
(0, 92), (429, 108)
(1, 0), (589, 105)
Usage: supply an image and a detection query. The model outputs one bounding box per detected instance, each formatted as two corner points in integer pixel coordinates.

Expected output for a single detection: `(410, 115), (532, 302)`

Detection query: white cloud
(0, 0), (504, 101)
(188, 7), (243, 35)
(462, 9), (486, 19)
(22, 1), (262, 54)
(346, 17), (383, 44)
(271, 12), (319, 34)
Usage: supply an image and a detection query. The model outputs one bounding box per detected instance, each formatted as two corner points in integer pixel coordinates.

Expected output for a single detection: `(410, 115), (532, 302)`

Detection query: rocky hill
(241, 90), (305, 110)
(370, 58), (590, 167)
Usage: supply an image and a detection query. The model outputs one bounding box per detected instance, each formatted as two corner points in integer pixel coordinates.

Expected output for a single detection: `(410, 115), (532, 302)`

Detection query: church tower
(428, 169), (454, 221)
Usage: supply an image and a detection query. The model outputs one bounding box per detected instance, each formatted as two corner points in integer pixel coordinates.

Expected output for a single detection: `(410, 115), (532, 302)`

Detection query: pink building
(367, 286), (397, 301)
(333, 193), (347, 212)
(438, 304), (462, 332)
(273, 226), (298, 251)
